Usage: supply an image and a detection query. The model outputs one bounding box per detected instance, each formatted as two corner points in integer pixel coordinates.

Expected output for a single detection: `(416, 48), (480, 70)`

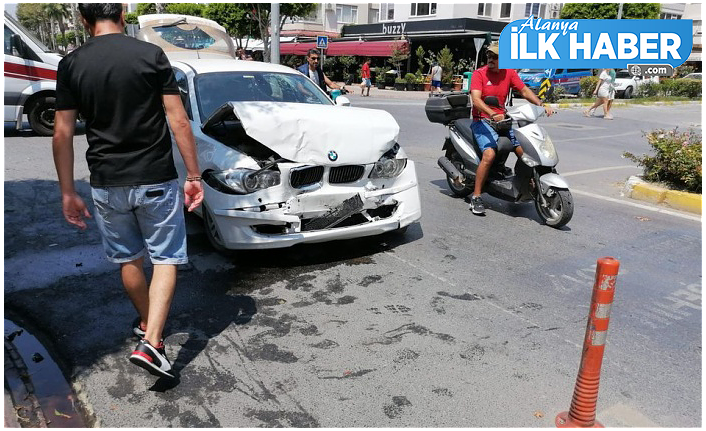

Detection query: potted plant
(453, 75), (463, 91)
(438, 45), (455, 92)
(423, 74), (432, 92)
(394, 77), (406, 91)
(376, 66), (390, 89)
(414, 70), (425, 91)
(404, 73), (417, 91)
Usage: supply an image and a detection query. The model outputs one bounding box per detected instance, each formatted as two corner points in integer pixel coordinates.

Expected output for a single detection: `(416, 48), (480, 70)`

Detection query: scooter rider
(469, 41), (554, 215)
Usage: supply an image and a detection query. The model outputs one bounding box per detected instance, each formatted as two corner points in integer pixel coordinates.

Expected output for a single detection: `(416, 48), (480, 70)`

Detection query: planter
(406, 83), (415, 91)
(441, 83), (452, 92)
(394, 82), (406, 91)
(377, 82), (386, 90)
(453, 82), (463, 91)
(424, 83), (431, 92)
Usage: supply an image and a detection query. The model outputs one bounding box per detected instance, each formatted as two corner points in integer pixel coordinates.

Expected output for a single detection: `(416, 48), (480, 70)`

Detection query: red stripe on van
(4, 72), (42, 81)
(4, 62), (57, 81)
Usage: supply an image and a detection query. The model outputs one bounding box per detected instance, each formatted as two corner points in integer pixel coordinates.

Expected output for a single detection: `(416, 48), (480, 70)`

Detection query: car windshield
(520, 69), (544, 73)
(615, 70), (632, 78)
(196, 71), (333, 119)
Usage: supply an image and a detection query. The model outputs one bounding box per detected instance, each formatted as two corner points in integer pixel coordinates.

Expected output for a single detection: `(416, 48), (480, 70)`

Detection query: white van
(4, 11), (62, 135)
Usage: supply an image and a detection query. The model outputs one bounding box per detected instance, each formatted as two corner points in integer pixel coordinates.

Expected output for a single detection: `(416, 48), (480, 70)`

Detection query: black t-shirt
(56, 33), (180, 187)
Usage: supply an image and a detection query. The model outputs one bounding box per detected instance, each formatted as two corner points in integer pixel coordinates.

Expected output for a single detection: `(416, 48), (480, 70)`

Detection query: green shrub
(545, 84), (566, 103)
(623, 129), (702, 193)
(404, 73), (417, 84)
(674, 64), (695, 78)
(671, 79), (702, 98)
(636, 81), (660, 98)
(579, 76), (599, 98)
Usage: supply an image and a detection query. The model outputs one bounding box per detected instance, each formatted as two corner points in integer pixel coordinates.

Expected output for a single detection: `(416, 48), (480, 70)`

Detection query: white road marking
(572, 189), (701, 222)
(563, 165), (641, 177)
(559, 130), (640, 143)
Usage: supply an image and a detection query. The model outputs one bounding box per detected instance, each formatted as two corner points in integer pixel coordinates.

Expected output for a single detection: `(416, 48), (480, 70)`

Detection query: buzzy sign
(499, 17), (693, 70)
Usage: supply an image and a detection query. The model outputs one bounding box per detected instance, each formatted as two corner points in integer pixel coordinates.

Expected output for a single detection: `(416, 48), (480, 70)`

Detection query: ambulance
(4, 11), (62, 136)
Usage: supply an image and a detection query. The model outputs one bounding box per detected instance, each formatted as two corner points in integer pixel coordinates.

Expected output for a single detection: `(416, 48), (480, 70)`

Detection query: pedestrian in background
(584, 68), (615, 120)
(430, 62), (442, 95)
(360, 57), (371, 97)
(52, 3), (203, 379)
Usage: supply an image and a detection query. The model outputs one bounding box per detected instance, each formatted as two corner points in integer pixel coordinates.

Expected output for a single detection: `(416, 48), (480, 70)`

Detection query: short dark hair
(78, 4), (123, 26)
(307, 48), (321, 57)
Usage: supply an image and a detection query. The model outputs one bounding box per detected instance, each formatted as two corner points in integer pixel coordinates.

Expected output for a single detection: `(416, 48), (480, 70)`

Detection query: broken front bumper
(204, 161), (422, 249)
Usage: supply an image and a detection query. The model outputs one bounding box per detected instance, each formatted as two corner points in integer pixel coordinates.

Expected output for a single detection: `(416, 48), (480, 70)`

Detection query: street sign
(538, 78), (552, 101)
(316, 35), (328, 50)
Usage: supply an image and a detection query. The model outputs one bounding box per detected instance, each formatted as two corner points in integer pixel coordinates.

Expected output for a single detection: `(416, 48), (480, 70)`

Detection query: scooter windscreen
(507, 104), (545, 122)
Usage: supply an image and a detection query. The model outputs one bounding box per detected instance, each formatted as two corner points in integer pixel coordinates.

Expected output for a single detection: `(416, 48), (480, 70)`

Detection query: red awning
(279, 40), (408, 57)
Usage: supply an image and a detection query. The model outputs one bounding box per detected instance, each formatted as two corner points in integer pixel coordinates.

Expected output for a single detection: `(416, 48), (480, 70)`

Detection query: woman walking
(584, 68), (616, 120)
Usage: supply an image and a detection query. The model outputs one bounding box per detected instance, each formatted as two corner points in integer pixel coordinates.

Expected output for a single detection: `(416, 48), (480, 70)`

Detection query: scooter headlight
(538, 135), (557, 160)
(211, 168), (281, 194)
(521, 154), (539, 167)
(370, 157), (407, 179)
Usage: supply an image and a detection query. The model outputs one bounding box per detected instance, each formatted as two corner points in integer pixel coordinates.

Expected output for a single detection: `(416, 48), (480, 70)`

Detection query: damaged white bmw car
(137, 15), (422, 250)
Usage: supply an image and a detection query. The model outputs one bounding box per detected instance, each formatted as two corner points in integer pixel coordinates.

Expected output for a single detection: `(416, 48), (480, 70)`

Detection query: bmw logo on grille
(328, 151), (338, 162)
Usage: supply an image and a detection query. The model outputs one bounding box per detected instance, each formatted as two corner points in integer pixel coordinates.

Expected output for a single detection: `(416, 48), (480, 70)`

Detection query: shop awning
(279, 39), (408, 57)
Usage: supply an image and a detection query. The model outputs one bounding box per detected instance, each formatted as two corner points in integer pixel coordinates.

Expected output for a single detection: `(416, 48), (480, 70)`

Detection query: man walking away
(430, 62), (442, 95)
(360, 58), (371, 96)
(52, 4), (203, 379)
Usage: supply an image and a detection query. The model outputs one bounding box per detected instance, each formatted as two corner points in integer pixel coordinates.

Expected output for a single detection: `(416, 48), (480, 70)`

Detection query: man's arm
(324, 73), (340, 90)
(162, 94), (203, 212)
(52, 109), (91, 229)
(520, 86), (554, 116)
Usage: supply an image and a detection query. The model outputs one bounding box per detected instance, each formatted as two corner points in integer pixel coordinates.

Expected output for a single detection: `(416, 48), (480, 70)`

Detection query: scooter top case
(425, 93), (471, 125)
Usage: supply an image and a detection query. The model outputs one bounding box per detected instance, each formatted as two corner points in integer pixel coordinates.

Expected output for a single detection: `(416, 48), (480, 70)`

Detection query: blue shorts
(431, 80), (441, 88)
(91, 179), (187, 265)
(362, 78), (371, 87)
(471, 119), (520, 152)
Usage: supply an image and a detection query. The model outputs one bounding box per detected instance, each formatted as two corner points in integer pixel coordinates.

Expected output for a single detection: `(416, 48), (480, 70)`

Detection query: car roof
(169, 58), (300, 76)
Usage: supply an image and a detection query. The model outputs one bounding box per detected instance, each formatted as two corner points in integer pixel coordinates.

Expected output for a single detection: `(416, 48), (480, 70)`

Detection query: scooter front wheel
(446, 159), (473, 198)
(535, 188), (573, 228)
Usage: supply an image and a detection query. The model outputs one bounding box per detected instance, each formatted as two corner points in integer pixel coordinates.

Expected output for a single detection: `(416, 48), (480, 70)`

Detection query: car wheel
(202, 204), (229, 253)
(623, 86), (633, 99)
(28, 96), (56, 136)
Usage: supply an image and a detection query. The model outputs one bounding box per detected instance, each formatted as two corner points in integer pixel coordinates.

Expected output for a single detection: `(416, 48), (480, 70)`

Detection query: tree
(136, 4), (159, 15)
(165, 3), (205, 17)
(43, 3), (71, 52)
(16, 3), (48, 45)
(560, 3), (659, 19)
(415, 45), (425, 75)
(246, 3), (317, 62)
(437, 46), (455, 84)
(203, 3), (253, 48)
(387, 39), (410, 78)
(125, 12), (139, 25)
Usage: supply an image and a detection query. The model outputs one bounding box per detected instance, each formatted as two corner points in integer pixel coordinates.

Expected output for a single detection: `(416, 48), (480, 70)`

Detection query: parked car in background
(613, 69), (648, 99)
(4, 11), (61, 136)
(517, 68), (592, 95)
(137, 15), (422, 251)
(681, 72), (702, 80)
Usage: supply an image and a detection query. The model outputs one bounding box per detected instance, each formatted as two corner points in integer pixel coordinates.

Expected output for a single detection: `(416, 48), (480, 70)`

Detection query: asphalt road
(3, 100), (702, 427)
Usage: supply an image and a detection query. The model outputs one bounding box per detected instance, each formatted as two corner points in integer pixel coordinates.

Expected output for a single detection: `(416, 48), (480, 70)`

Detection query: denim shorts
(431, 80), (441, 88)
(362, 78), (371, 87)
(471, 119), (520, 152)
(91, 179), (187, 265)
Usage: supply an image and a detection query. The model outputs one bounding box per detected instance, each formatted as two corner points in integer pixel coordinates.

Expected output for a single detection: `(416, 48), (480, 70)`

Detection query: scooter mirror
(484, 96), (500, 107)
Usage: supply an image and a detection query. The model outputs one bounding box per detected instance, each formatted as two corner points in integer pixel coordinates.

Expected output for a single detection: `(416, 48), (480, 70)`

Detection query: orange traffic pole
(556, 257), (620, 428)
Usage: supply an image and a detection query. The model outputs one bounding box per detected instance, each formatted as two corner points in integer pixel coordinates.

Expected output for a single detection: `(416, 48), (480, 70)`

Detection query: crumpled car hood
(229, 102), (400, 165)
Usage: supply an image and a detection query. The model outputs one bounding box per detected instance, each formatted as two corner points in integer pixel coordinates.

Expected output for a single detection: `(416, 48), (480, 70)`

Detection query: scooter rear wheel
(535, 188), (573, 228)
(446, 159), (473, 198)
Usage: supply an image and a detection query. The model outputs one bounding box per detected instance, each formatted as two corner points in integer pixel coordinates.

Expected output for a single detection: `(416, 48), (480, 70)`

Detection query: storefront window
(336, 5), (358, 23)
(500, 3), (512, 18)
(478, 3), (492, 17)
(380, 3), (395, 21)
(411, 3), (437, 16)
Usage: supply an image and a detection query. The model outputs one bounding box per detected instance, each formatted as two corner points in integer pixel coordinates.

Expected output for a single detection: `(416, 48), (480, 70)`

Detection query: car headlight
(211, 168), (281, 194)
(370, 157), (407, 179)
(538, 135), (557, 160)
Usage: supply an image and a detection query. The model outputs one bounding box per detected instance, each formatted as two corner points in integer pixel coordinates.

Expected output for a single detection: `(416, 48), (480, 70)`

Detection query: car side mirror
(10, 34), (26, 57)
(335, 96), (350, 107)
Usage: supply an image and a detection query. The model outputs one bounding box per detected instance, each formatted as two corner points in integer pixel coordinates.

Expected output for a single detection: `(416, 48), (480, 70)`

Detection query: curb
(623, 176), (702, 215)
(548, 100), (701, 109)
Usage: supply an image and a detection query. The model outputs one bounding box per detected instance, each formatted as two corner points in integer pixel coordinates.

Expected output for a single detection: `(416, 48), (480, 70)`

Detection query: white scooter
(427, 94), (573, 228)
